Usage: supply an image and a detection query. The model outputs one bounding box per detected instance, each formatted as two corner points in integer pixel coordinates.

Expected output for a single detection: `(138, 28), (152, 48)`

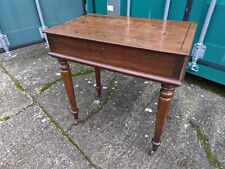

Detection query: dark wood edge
(82, 0), (87, 15)
(179, 56), (189, 82)
(45, 34), (190, 57)
(180, 23), (192, 50)
(49, 52), (182, 86)
(183, 0), (193, 21)
(92, 0), (96, 14)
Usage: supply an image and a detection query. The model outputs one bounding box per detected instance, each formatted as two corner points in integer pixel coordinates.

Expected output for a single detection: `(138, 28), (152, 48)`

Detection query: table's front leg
(94, 67), (101, 97)
(152, 84), (176, 152)
(58, 59), (79, 124)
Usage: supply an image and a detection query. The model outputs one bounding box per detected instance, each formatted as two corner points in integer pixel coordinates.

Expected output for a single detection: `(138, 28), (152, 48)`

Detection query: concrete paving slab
(0, 67), (32, 118)
(69, 74), (160, 169)
(182, 84), (225, 168)
(0, 105), (90, 169)
(1, 43), (225, 169)
(35, 70), (114, 130)
(67, 74), (221, 169)
(0, 43), (86, 95)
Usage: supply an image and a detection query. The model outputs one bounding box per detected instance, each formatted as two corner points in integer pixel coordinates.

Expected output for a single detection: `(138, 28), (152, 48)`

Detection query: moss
(71, 68), (94, 79)
(80, 75), (116, 124)
(0, 115), (11, 121)
(40, 68), (94, 92)
(0, 100), (34, 122)
(189, 120), (225, 169)
(14, 79), (25, 91)
(40, 77), (62, 92)
(0, 63), (25, 92)
(185, 74), (225, 98)
(39, 105), (100, 169)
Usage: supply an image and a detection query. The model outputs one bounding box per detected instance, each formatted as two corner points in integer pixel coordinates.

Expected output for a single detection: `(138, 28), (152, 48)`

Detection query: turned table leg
(58, 59), (79, 124)
(152, 84), (175, 152)
(94, 67), (101, 97)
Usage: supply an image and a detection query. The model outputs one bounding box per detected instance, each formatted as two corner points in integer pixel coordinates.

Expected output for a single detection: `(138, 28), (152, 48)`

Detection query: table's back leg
(94, 67), (101, 97)
(151, 84), (175, 152)
(58, 59), (79, 124)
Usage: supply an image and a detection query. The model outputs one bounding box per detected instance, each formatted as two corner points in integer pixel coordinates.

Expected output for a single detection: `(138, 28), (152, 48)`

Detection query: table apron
(48, 35), (189, 86)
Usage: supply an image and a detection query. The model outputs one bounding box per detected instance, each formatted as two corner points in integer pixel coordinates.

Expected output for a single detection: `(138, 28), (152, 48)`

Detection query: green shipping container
(0, 0), (84, 47)
(87, 0), (225, 86)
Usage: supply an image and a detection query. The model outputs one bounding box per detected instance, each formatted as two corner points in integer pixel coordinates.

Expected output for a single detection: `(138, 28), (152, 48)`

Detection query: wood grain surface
(45, 14), (197, 55)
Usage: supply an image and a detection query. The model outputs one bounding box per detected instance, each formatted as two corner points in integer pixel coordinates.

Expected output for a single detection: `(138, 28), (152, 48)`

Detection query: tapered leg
(94, 67), (101, 97)
(151, 84), (175, 152)
(58, 59), (79, 124)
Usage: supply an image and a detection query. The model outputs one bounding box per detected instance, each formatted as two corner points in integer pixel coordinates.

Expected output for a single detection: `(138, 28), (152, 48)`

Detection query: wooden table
(45, 14), (197, 152)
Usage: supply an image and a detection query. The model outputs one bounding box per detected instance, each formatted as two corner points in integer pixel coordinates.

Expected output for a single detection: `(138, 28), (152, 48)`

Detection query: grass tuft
(0, 115), (11, 121)
(14, 79), (25, 91)
(189, 120), (225, 169)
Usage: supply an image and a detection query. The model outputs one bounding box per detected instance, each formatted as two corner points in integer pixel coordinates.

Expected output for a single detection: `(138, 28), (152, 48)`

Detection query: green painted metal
(87, 0), (107, 14)
(120, 0), (127, 16)
(0, 0), (83, 47)
(87, 0), (127, 15)
(39, 0), (83, 27)
(188, 0), (225, 85)
(130, 0), (164, 18)
(0, 0), (41, 47)
(87, 0), (225, 85)
(86, 0), (95, 13)
(168, 0), (187, 20)
(95, 0), (107, 14)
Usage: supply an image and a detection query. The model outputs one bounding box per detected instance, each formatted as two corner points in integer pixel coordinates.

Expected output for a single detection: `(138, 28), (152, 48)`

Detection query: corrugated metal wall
(0, 0), (83, 48)
(0, 0), (41, 47)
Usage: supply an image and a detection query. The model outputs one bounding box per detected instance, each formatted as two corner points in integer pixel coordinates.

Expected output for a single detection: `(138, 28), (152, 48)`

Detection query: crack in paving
(39, 67), (94, 93)
(0, 63), (25, 92)
(0, 63), (101, 169)
(0, 63), (34, 122)
(189, 120), (225, 169)
(79, 75), (116, 124)
(0, 101), (35, 122)
(38, 104), (101, 169)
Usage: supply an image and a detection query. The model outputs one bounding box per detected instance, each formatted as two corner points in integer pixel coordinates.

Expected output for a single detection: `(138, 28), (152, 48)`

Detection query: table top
(45, 14), (197, 56)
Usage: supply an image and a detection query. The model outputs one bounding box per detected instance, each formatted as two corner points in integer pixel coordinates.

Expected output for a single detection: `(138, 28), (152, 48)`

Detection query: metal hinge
(188, 43), (206, 72)
(39, 26), (48, 38)
(0, 33), (10, 50)
(39, 26), (49, 47)
(0, 33), (17, 58)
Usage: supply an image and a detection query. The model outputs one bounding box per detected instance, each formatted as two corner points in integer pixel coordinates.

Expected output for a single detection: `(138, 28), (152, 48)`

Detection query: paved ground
(0, 43), (224, 169)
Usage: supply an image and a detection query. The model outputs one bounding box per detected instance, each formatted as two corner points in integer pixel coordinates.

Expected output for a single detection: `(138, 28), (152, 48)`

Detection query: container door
(0, 0), (84, 48)
(188, 0), (225, 85)
(0, 0), (41, 47)
(38, 0), (84, 27)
